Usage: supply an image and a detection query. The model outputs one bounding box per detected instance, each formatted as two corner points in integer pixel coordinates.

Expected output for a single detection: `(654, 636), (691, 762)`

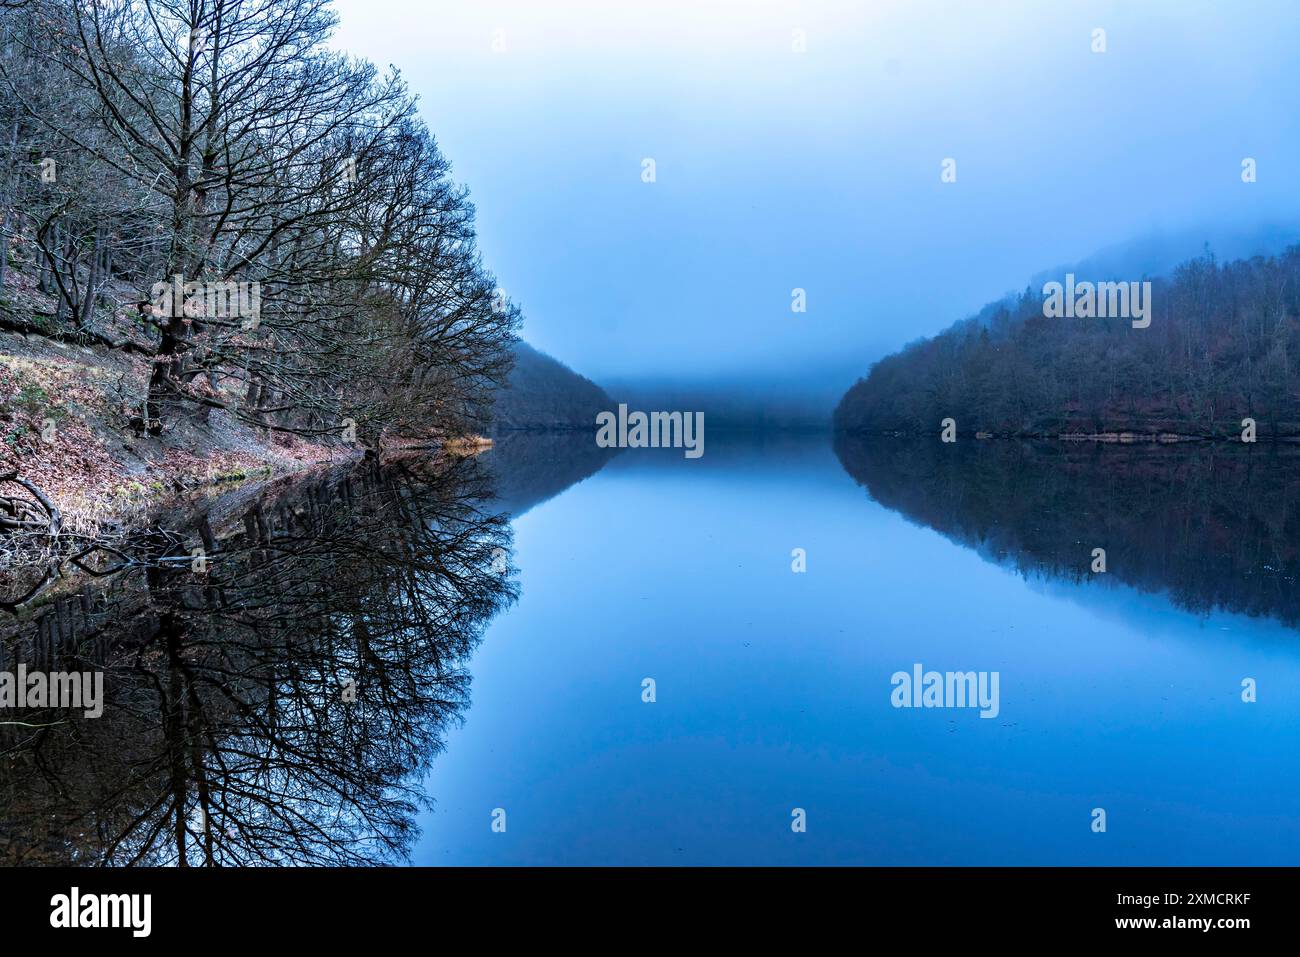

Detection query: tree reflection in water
(0, 455), (516, 865)
(835, 436), (1300, 629)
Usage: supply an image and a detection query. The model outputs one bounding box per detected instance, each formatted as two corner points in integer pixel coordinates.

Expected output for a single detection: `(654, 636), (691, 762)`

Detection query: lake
(3, 433), (1297, 865)
(416, 433), (1300, 865)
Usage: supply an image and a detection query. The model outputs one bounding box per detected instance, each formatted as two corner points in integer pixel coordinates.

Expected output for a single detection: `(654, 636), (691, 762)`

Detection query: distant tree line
(0, 0), (519, 446)
(491, 340), (611, 431)
(835, 247), (1300, 438)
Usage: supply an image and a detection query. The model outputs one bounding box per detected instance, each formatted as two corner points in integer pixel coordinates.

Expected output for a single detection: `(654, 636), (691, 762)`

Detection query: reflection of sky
(332, 0), (1300, 389)
(414, 435), (1300, 864)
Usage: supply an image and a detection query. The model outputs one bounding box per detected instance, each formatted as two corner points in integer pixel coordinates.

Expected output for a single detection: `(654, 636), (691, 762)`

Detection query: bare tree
(1, 0), (517, 444)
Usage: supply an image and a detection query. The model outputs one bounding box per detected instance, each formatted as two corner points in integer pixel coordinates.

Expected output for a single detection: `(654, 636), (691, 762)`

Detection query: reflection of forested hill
(492, 341), (611, 431)
(481, 431), (619, 518)
(0, 457), (515, 865)
(835, 436), (1300, 628)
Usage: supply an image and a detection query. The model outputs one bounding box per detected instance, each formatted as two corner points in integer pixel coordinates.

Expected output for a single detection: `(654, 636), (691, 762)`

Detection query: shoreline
(835, 430), (1300, 443)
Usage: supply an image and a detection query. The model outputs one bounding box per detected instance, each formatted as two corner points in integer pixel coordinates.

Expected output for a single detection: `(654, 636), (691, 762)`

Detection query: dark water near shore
(3, 434), (1298, 864)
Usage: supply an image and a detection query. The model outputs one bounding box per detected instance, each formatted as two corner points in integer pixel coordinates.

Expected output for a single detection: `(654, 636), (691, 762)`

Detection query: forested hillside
(0, 0), (539, 529)
(0, 0), (519, 466)
(835, 246), (1300, 438)
(492, 340), (610, 431)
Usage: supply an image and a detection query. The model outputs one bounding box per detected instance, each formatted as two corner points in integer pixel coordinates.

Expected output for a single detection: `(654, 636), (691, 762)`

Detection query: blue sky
(331, 0), (1300, 389)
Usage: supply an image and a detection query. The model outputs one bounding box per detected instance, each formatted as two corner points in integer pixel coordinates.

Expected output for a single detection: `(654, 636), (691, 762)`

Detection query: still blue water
(414, 434), (1300, 865)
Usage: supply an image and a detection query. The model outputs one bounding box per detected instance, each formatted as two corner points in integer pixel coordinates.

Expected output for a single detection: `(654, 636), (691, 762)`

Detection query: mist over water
(334, 0), (1300, 404)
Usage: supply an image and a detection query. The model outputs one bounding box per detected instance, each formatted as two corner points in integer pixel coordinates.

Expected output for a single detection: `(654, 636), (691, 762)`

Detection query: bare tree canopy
(0, 0), (519, 446)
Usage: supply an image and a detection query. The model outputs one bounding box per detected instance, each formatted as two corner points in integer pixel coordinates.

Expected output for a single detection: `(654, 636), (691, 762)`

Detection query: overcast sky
(330, 0), (1300, 387)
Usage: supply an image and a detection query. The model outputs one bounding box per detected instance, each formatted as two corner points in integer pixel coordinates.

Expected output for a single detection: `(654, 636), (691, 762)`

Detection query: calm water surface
(415, 434), (1300, 865)
(4, 434), (1296, 865)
